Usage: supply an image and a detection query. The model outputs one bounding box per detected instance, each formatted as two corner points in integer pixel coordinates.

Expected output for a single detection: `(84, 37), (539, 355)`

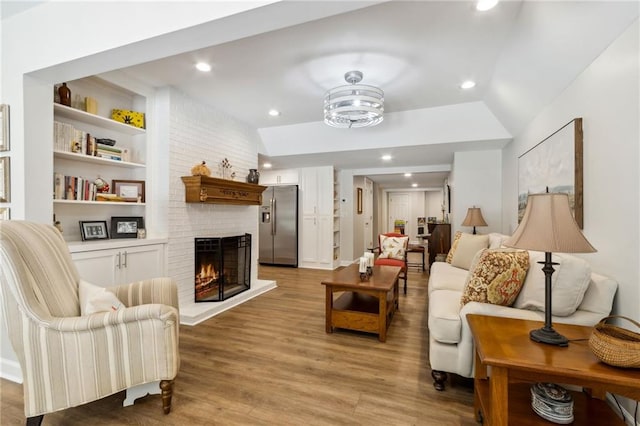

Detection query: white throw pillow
(378, 235), (408, 260)
(513, 251), (592, 317)
(79, 279), (124, 315)
(450, 233), (489, 270)
(488, 233), (510, 249)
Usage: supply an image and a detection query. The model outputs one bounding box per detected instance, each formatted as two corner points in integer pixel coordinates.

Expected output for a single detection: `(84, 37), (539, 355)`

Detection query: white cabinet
(70, 240), (166, 287)
(299, 166), (336, 269)
(259, 169), (299, 185)
(53, 77), (149, 243)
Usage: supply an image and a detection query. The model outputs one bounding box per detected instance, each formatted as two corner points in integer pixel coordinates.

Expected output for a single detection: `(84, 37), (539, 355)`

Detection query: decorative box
(111, 109), (145, 129)
(530, 382), (574, 424)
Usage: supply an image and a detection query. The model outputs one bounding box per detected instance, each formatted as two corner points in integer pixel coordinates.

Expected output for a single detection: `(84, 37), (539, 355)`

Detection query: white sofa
(427, 233), (618, 390)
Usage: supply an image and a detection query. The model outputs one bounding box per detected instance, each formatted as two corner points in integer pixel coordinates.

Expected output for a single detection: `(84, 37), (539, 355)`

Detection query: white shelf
(54, 150), (145, 168)
(54, 200), (146, 206)
(54, 103), (145, 136)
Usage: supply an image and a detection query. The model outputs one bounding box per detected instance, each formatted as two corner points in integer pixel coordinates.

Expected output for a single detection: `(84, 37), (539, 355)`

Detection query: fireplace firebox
(194, 234), (251, 302)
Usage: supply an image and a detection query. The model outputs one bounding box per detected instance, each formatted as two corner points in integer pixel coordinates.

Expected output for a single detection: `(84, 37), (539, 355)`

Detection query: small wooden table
(321, 264), (400, 342)
(468, 314), (640, 425)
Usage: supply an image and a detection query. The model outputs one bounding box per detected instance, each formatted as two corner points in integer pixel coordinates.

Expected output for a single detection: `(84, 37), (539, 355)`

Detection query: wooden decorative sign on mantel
(181, 175), (267, 206)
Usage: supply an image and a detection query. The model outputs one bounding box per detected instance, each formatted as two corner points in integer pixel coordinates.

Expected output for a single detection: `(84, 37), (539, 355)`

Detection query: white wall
(501, 20), (639, 419)
(425, 190), (444, 220)
(165, 88), (260, 308)
(451, 150), (502, 235)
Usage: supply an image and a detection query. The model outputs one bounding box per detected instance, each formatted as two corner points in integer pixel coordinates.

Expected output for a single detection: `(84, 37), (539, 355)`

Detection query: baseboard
(0, 358), (23, 383)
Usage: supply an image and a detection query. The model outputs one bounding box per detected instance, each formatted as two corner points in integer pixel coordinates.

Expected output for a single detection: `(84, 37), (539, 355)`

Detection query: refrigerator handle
(271, 198), (276, 235)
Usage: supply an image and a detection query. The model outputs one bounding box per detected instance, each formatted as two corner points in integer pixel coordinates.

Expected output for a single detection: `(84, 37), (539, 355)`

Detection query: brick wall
(167, 89), (260, 307)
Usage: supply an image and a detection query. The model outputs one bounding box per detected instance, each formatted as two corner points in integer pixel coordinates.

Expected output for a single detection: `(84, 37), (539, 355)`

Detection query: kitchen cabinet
(259, 169), (299, 185)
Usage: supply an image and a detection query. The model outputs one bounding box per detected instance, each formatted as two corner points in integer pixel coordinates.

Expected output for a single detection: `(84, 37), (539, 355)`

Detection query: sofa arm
(109, 277), (179, 310)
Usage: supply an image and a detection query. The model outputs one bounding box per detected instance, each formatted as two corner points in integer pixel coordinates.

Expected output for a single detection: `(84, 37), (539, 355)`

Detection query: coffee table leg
(378, 290), (387, 342)
(325, 285), (333, 333)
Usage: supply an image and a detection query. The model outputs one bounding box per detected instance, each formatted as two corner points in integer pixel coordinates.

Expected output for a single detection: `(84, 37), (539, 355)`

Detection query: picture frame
(0, 207), (9, 220)
(0, 104), (9, 152)
(110, 216), (144, 239)
(518, 118), (583, 228)
(79, 220), (109, 241)
(112, 179), (145, 202)
(0, 157), (9, 202)
(356, 187), (363, 214)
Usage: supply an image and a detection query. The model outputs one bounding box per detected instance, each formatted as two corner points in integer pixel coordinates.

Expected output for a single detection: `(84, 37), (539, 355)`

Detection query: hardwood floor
(0, 266), (475, 425)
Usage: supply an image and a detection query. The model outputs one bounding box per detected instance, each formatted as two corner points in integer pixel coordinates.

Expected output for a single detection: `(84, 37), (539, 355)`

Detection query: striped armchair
(0, 221), (180, 425)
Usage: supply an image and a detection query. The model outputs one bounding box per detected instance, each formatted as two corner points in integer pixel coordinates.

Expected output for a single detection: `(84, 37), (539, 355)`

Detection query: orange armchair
(371, 232), (409, 294)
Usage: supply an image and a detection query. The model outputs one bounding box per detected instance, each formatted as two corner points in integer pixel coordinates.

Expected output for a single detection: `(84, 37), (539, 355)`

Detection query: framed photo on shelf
(112, 179), (145, 202)
(0, 207), (9, 220)
(79, 220), (109, 241)
(111, 216), (144, 239)
(0, 104), (9, 152)
(0, 157), (9, 202)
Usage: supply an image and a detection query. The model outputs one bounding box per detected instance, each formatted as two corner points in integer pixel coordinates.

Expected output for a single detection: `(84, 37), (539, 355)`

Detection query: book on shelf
(53, 173), (97, 201)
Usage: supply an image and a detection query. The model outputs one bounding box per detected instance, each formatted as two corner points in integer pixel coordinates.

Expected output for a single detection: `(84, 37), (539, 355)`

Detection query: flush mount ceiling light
(476, 0), (498, 11)
(460, 80), (476, 89)
(324, 70), (384, 128)
(381, 154), (392, 161)
(268, 109), (280, 117)
(195, 62), (211, 72)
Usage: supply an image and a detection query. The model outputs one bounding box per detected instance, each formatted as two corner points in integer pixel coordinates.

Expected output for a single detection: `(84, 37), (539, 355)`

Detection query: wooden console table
(321, 264), (400, 342)
(468, 314), (639, 425)
(427, 223), (450, 266)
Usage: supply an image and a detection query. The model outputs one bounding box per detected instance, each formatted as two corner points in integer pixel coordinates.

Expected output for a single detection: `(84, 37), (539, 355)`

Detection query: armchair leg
(160, 380), (174, 414)
(431, 370), (448, 391)
(403, 277), (407, 295)
(26, 415), (43, 426)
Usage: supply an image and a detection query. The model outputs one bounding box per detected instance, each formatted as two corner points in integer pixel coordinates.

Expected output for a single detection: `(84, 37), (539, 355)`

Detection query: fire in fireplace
(194, 234), (251, 302)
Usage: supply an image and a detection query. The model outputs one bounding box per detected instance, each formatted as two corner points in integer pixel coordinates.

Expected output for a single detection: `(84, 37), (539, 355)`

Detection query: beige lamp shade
(461, 207), (488, 227)
(504, 193), (595, 253)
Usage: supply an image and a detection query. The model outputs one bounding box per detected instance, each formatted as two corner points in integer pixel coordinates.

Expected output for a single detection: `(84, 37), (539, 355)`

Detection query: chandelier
(324, 70), (384, 128)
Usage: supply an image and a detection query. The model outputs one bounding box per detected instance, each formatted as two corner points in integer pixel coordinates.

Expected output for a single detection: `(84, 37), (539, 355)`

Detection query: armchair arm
(109, 277), (179, 310)
(50, 304), (179, 332)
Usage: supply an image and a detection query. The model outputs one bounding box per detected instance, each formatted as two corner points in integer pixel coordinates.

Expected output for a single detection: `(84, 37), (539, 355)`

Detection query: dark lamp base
(530, 327), (569, 347)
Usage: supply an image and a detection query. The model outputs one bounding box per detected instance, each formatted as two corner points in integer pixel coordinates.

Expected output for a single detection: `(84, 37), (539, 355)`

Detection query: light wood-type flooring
(0, 266), (476, 425)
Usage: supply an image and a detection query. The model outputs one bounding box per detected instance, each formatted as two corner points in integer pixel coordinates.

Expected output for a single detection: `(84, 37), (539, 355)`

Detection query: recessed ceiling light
(476, 0), (498, 11)
(404, 173), (412, 177)
(263, 162), (272, 169)
(412, 183), (418, 188)
(268, 109), (280, 117)
(381, 155), (392, 161)
(195, 62), (212, 72)
(461, 80), (476, 89)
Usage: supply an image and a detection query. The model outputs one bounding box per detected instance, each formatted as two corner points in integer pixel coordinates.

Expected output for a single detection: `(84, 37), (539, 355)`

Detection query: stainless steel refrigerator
(259, 185), (298, 266)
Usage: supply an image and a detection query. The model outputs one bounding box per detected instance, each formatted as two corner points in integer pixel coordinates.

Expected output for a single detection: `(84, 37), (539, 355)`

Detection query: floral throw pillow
(378, 235), (408, 260)
(446, 231), (463, 263)
(460, 248), (530, 307)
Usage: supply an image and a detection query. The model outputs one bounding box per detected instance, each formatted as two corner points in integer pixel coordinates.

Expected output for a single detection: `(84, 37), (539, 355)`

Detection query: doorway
(388, 193), (410, 235)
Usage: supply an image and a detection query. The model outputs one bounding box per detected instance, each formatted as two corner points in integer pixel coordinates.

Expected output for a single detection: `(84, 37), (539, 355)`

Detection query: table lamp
(504, 193), (595, 346)
(461, 206), (488, 234)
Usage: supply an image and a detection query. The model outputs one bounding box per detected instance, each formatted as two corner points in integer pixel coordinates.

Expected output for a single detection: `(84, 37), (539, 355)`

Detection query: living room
(1, 1), (639, 424)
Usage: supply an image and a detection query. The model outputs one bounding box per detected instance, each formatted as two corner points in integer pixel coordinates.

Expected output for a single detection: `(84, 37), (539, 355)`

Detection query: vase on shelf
(247, 169), (260, 184)
(58, 83), (71, 106)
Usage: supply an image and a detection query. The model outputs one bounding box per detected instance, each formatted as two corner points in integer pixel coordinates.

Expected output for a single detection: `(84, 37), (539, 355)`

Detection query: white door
(363, 177), (374, 249)
(388, 193), (410, 234)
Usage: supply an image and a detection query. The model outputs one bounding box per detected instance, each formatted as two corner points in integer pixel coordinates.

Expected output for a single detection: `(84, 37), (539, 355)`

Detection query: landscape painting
(518, 118), (583, 228)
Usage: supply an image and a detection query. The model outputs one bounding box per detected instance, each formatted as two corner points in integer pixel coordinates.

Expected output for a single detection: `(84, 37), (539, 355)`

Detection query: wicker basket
(588, 315), (640, 368)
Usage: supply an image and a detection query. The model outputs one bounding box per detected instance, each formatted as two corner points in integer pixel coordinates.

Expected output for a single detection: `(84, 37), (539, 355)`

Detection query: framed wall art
(0, 157), (9, 202)
(79, 220), (109, 241)
(518, 118), (583, 228)
(0, 104), (9, 152)
(0, 207), (9, 220)
(111, 216), (144, 239)
(356, 187), (363, 214)
(112, 179), (145, 202)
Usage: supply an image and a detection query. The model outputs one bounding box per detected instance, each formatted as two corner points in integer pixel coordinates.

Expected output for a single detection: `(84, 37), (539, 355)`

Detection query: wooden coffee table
(468, 314), (640, 425)
(321, 264), (400, 342)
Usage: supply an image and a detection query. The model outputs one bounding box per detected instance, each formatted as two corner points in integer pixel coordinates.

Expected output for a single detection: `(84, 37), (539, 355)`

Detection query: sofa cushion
(514, 251), (591, 316)
(428, 261), (469, 294)
(378, 235), (408, 260)
(450, 233), (490, 270)
(488, 233), (511, 249)
(428, 289), (463, 344)
(460, 248), (530, 307)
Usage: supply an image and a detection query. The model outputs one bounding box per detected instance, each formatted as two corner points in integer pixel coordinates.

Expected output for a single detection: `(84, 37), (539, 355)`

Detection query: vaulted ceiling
(118, 1), (638, 188)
